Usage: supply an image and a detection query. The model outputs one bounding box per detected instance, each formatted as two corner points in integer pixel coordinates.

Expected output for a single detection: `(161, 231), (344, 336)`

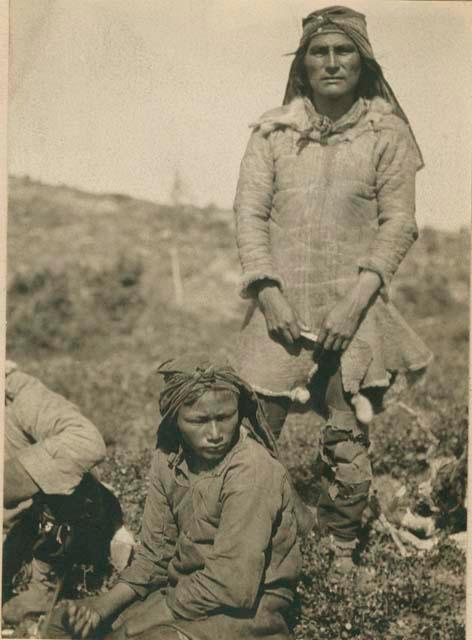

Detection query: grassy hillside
(7, 176), (244, 447)
(6, 176), (469, 638)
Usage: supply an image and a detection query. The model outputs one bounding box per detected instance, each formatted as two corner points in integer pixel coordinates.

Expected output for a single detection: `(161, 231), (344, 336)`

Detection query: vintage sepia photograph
(3, 1), (470, 638)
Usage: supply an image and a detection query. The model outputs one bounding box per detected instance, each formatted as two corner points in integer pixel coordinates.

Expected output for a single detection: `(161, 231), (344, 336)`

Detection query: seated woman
(50, 354), (301, 640)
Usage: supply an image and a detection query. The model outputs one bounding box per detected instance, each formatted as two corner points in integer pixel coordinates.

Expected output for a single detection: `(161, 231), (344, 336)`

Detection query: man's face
(177, 389), (240, 465)
(304, 33), (361, 103)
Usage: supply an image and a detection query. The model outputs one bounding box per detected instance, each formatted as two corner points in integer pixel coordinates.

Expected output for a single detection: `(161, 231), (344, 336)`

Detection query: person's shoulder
(228, 432), (286, 483)
(250, 97), (309, 136)
(366, 97), (410, 136)
(157, 447), (178, 464)
(153, 447), (172, 468)
(152, 448), (178, 482)
(5, 363), (40, 401)
(5, 360), (18, 376)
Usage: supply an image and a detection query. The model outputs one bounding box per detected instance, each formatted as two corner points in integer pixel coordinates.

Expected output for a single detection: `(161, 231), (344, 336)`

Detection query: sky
(8, 0), (472, 230)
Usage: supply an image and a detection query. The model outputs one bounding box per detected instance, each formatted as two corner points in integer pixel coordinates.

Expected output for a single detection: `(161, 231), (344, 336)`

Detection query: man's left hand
(318, 271), (382, 352)
(318, 295), (364, 352)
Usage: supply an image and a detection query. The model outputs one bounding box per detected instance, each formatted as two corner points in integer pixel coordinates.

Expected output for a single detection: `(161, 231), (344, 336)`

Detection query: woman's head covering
(156, 353), (278, 458)
(283, 5), (423, 166)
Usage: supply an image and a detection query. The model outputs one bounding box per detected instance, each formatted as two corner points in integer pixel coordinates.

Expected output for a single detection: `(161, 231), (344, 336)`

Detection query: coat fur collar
(250, 96), (398, 139)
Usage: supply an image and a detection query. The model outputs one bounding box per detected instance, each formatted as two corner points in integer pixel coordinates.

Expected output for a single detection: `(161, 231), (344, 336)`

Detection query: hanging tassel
(351, 393), (374, 424)
(291, 387), (311, 404)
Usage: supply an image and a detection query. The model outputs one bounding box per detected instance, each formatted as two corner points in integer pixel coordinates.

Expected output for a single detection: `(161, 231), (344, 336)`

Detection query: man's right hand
(257, 283), (308, 345)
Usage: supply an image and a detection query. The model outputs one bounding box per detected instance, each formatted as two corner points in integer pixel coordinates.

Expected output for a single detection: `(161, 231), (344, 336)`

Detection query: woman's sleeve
(119, 452), (177, 599)
(358, 122), (421, 297)
(234, 129), (283, 298)
(166, 457), (283, 620)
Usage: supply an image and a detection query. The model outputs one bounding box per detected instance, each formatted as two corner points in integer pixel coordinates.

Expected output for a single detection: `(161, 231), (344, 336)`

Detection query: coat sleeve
(10, 372), (106, 495)
(234, 129), (283, 298)
(358, 121), (420, 296)
(166, 456), (283, 620)
(119, 451), (177, 598)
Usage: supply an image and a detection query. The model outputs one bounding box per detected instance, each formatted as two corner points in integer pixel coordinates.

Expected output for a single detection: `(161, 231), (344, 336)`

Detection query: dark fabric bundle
(32, 475), (122, 566)
(283, 4), (424, 168)
(156, 353), (278, 457)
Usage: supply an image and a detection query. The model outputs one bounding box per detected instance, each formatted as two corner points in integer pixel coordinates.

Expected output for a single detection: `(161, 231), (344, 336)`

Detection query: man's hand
(318, 295), (364, 352)
(257, 283), (308, 345)
(318, 271), (381, 351)
(66, 600), (102, 639)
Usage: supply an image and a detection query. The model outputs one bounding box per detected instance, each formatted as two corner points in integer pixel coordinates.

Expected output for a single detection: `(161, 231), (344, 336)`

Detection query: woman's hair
(180, 386), (238, 409)
(283, 41), (382, 105)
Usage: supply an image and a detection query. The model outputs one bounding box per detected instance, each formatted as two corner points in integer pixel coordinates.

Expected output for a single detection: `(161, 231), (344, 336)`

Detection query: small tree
(170, 168), (192, 208)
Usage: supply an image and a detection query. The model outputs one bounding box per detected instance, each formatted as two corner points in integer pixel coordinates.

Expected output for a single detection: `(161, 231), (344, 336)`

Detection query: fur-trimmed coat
(234, 97), (433, 400)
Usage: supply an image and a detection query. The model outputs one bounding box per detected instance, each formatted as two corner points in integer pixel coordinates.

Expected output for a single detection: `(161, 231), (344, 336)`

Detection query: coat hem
(249, 362), (319, 403)
(244, 354), (432, 403)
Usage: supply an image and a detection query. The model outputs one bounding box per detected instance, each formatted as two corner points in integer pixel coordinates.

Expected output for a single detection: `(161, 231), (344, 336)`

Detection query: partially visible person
(2, 360), (125, 626)
(49, 354), (301, 640)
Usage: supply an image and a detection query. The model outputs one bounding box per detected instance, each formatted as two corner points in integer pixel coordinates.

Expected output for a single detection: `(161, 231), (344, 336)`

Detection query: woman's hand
(318, 271), (382, 352)
(257, 283), (308, 345)
(64, 584), (137, 639)
(66, 600), (102, 639)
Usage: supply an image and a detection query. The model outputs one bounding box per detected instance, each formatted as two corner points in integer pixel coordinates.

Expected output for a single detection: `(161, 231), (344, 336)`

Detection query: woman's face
(303, 32), (361, 103)
(177, 389), (240, 465)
